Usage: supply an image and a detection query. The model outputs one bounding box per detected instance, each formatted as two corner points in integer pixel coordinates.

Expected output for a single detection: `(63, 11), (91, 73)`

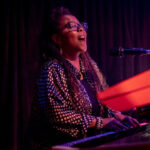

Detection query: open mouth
(78, 35), (86, 41)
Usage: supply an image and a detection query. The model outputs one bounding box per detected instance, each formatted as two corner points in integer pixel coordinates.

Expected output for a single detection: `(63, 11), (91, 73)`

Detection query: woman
(30, 6), (139, 149)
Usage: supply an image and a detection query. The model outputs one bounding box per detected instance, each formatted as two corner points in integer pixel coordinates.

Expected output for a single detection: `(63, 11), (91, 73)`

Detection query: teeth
(79, 35), (85, 40)
(80, 35), (85, 39)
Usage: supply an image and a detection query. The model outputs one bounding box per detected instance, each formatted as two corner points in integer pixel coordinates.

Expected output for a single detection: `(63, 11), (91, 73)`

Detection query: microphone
(110, 47), (150, 56)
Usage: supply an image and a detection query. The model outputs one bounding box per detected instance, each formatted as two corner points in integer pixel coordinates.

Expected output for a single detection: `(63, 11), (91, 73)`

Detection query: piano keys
(52, 123), (150, 150)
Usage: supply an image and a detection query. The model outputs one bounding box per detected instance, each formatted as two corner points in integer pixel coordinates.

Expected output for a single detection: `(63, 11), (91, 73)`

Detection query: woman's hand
(115, 112), (140, 128)
(102, 117), (129, 132)
(121, 116), (140, 128)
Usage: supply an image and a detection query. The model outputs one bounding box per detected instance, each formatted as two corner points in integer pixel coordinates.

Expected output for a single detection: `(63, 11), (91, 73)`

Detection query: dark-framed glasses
(62, 22), (88, 32)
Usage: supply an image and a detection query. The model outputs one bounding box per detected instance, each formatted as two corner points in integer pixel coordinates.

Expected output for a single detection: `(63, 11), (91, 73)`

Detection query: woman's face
(58, 15), (87, 57)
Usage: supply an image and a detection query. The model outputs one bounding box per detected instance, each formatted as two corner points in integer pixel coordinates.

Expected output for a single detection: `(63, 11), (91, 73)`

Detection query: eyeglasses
(61, 22), (88, 32)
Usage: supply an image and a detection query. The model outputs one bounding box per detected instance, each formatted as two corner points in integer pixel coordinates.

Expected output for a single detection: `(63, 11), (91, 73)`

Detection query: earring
(60, 47), (63, 55)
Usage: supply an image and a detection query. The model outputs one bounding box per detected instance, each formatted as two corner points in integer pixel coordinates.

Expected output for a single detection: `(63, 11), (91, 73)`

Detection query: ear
(52, 34), (62, 46)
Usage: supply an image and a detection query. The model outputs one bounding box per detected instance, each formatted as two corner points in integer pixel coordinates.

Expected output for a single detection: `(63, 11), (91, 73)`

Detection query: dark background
(1, 0), (150, 149)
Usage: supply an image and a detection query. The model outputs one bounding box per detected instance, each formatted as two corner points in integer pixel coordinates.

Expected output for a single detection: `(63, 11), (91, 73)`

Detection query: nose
(77, 25), (84, 32)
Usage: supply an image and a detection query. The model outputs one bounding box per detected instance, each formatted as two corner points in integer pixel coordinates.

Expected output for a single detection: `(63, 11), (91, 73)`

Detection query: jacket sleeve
(37, 63), (102, 138)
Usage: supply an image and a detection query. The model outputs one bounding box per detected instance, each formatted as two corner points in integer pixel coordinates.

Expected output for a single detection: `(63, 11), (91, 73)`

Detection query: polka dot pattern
(36, 59), (117, 139)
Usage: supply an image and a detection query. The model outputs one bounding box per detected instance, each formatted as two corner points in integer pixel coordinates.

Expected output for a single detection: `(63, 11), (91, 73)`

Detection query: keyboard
(58, 122), (150, 148)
